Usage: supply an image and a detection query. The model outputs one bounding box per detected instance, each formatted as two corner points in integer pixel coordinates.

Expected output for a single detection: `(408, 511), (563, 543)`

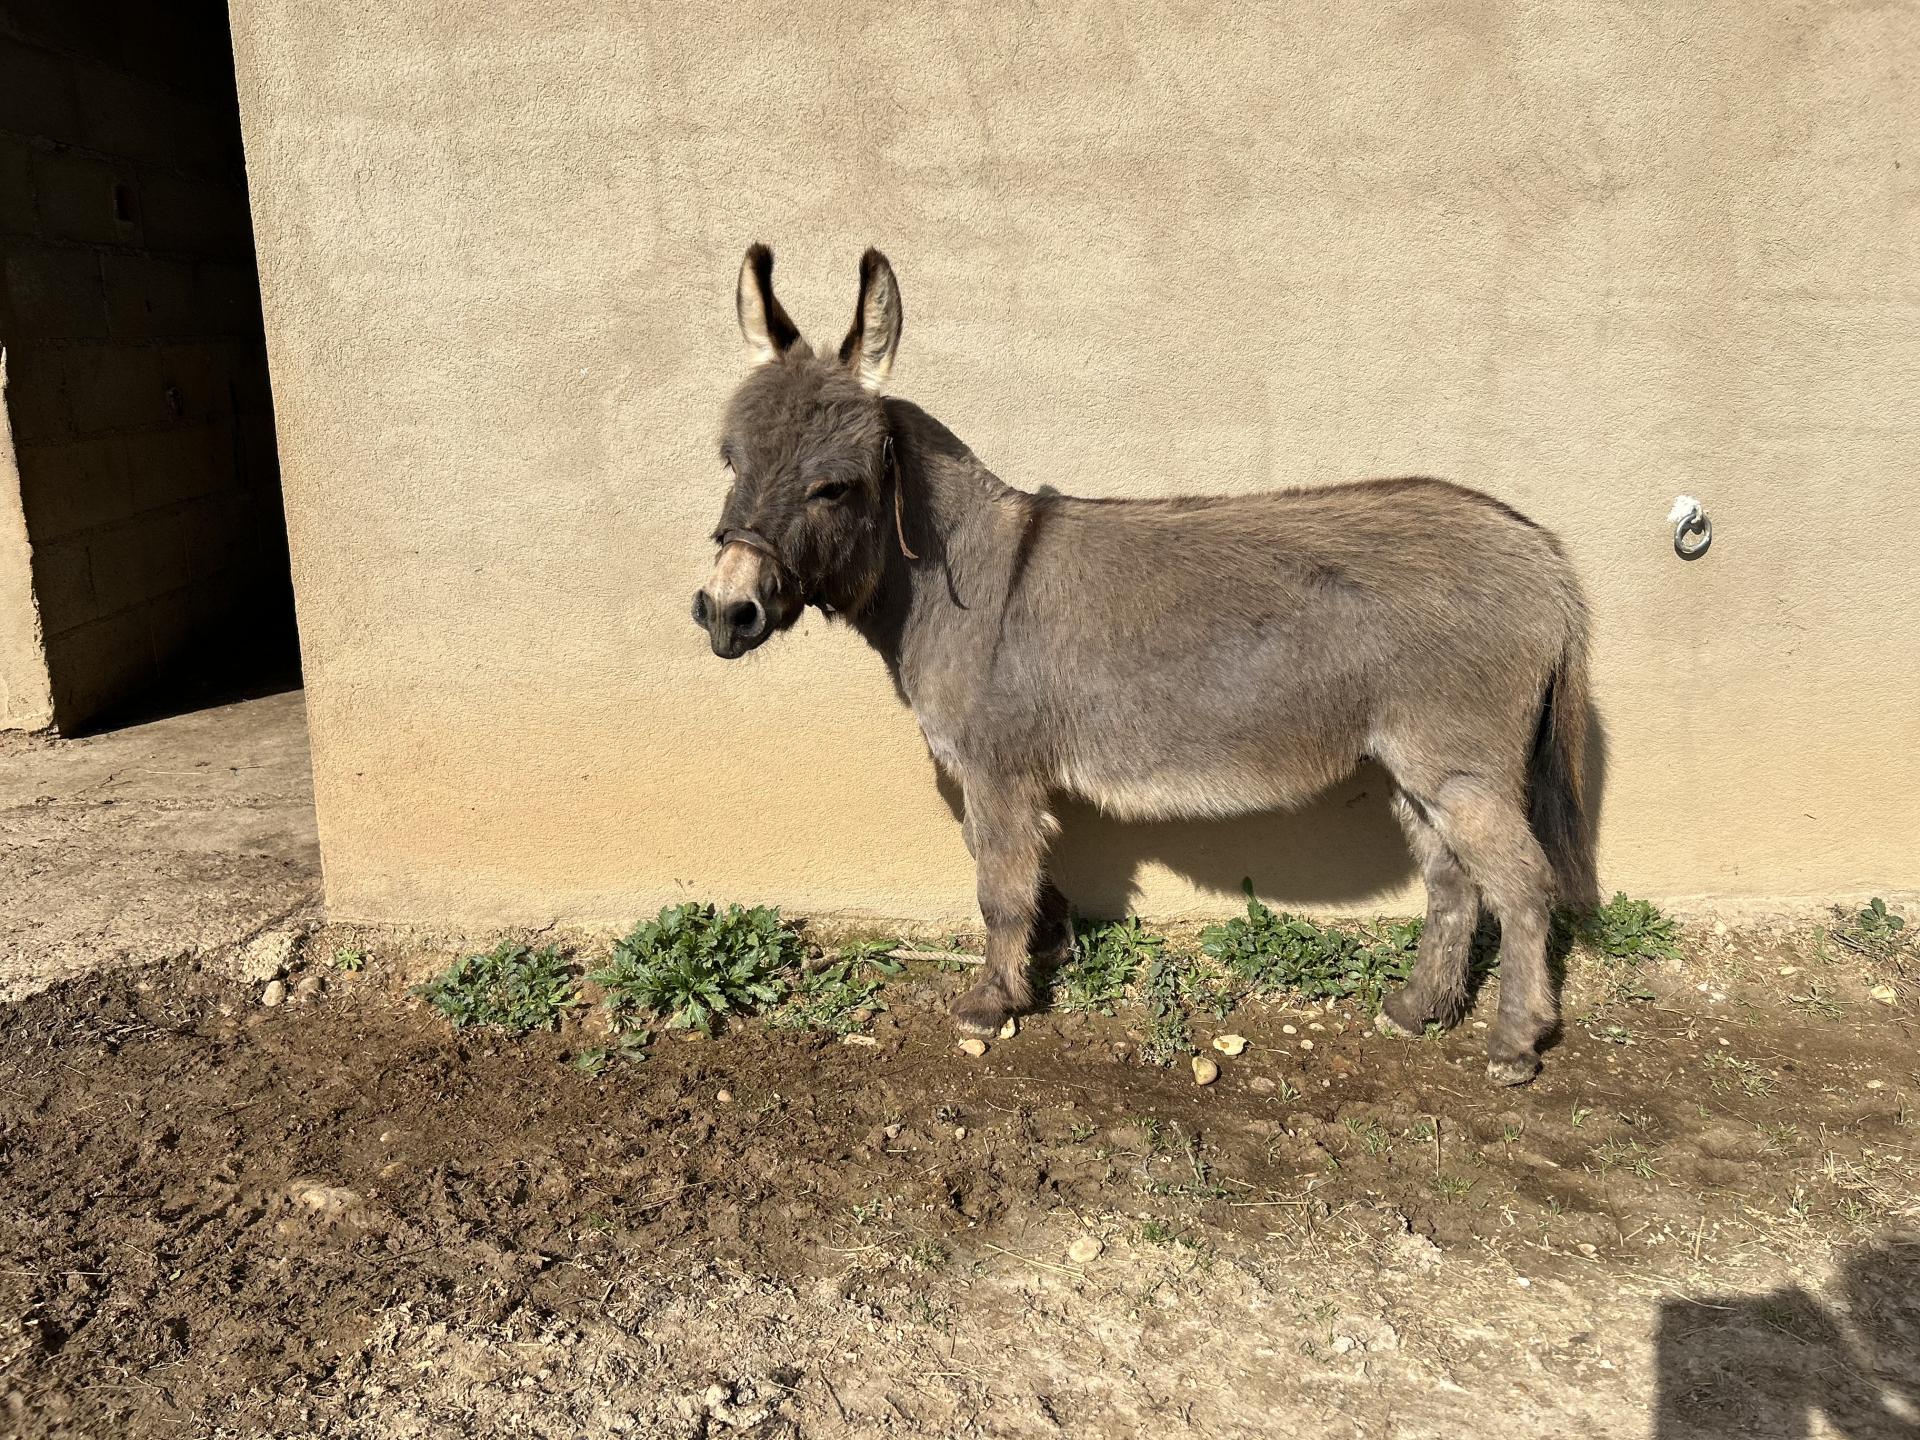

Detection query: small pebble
(958, 1038), (988, 1058)
(260, 980), (286, 1008)
(883, 1123), (902, 1140)
(1248, 1076), (1277, 1095)
(1713, 921), (1729, 936)
(716, 1089), (733, 1104)
(841, 1034), (878, 1047)
(1299, 1039), (1314, 1051)
(1866, 1079), (1885, 1090)
(953, 1126), (967, 1140)
(1281, 1024), (1297, 1035)
(1778, 965), (1801, 977)
(1869, 985), (1898, 1006)
(294, 974), (323, 1000)
(1308, 1023), (1325, 1032)
(1067, 1236), (1103, 1265)
(1191, 1055), (1220, 1086)
(999, 1018), (1018, 1039)
(1212, 1034), (1248, 1056)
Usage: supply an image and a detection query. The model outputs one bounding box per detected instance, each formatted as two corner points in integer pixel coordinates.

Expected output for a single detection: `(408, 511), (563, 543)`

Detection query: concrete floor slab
(0, 689), (319, 1000)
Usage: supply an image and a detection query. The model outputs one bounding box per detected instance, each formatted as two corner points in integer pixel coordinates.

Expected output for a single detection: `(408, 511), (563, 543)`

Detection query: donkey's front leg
(952, 777), (1054, 1036)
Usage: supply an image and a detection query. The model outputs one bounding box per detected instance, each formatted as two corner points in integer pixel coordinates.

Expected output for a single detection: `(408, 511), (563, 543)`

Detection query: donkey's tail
(1529, 624), (1598, 909)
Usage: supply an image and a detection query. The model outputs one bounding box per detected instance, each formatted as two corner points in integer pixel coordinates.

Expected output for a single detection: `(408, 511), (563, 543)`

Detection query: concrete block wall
(0, 0), (288, 729)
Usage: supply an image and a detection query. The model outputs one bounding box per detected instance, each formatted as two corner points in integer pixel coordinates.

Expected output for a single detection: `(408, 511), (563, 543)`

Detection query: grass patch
(1788, 983), (1845, 1020)
(413, 942), (577, 1032)
(329, 945), (367, 973)
(1702, 1051), (1773, 1096)
(1592, 1137), (1660, 1179)
(591, 902), (800, 1035)
(1200, 883), (1418, 1007)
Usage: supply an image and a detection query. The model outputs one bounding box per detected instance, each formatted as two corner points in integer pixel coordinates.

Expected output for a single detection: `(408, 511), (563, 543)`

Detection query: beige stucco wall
(230, 0), (1920, 928)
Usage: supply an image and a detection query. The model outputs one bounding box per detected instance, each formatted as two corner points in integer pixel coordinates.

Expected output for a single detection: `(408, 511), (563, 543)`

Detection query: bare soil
(3, 925), (1916, 1438)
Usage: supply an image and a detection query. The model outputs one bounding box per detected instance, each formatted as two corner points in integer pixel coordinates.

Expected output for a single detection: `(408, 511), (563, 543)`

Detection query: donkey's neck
(845, 400), (1029, 693)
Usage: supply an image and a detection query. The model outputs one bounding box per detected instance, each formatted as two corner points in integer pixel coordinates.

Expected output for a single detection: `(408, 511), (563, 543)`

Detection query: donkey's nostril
(691, 591), (711, 626)
(725, 598), (765, 638)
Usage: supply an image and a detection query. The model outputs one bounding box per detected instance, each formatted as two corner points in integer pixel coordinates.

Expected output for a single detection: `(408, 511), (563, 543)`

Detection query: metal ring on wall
(1674, 507), (1712, 560)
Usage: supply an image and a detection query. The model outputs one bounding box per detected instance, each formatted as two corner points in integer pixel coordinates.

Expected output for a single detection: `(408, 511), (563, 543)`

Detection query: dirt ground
(3, 701), (1918, 1438)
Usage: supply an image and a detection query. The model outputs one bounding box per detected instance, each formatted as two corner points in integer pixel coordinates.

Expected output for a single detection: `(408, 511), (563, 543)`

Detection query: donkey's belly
(1054, 748), (1348, 823)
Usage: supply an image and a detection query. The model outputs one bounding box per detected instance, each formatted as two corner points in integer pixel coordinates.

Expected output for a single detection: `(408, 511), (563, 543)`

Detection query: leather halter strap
(717, 525), (781, 562)
(713, 432), (917, 582)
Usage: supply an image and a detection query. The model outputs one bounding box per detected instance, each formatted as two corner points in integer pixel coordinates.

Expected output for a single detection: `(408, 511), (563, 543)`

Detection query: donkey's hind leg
(952, 775), (1054, 1036)
(1378, 792), (1479, 1038)
(1414, 775), (1558, 1086)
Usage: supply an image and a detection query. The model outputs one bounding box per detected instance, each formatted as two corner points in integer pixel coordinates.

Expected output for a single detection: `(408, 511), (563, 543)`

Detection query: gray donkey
(694, 246), (1596, 1085)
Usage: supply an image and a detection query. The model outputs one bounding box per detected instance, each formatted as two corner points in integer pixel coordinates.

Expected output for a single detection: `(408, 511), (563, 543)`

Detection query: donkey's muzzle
(691, 588), (766, 659)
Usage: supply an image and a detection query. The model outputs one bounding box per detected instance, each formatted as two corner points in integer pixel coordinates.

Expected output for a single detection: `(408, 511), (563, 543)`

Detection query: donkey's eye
(807, 480), (853, 504)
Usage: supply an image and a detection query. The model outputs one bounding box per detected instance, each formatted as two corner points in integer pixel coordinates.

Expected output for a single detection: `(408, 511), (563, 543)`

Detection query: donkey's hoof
(1376, 990), (1427, 1038)
(1485, 1053), (1541, 1087)
(1374, 1009), (1419, 1039)
(951, 984), (1014, 1037)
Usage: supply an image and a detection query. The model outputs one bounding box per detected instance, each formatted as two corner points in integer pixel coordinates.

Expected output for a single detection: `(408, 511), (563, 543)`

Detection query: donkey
(694, 246), (1597, 1085)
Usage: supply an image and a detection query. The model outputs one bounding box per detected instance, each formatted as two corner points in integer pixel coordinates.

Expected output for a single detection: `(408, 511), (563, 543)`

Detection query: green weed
(1057, 916), (1165, 1014)
(413, 942), (577, 1032)
(330, 945), (367, 973)
(1830, 897), (1912, 967)
(1855, 897), (1907, 942)
(1199, 882), (1417, 1007)
(591, 902), (800, 1035)
(570, 1031), (653, 1075)
(1139, 957), (1194, 1065)
(1575, 893), (1681, 964)
(771, 944), (904, 1036)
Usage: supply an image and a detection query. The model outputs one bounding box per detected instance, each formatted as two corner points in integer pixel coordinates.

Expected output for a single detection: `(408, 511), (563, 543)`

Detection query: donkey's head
(693, 245), (904, 659)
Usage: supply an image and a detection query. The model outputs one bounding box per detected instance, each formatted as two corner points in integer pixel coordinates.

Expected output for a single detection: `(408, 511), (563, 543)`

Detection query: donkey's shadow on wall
(932, 708), (1609, 922)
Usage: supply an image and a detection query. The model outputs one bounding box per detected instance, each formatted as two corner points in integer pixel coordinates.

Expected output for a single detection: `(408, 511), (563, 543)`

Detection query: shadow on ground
(1654, 1233), (1920, 1438)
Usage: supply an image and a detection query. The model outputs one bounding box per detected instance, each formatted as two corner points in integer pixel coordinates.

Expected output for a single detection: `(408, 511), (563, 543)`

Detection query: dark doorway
(0, 0), (296, 733)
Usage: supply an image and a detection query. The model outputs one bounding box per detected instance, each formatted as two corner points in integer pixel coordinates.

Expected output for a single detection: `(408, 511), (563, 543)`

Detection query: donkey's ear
(737, 243), (802, 365)
(838, 248), (902, 393)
